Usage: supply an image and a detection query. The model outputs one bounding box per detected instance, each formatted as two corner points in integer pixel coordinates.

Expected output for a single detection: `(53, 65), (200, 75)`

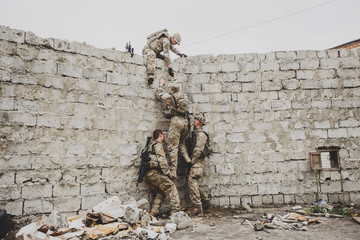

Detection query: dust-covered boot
(150, 207), (160, 217)
(187, 205), (203, 216)
(147, 76), (154, 85)
(202, 200), (212, 210)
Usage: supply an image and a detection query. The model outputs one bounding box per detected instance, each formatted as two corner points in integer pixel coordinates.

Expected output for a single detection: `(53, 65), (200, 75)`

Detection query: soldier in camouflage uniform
(186, 113), (211, 216)
(142, 29), (187, 84)
(155, 77), (191, 180)
(145, 129), (180, 216)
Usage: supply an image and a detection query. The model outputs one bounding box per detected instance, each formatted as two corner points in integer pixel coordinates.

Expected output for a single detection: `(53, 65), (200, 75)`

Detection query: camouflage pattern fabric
(142, 33), (180, 79)
(156, 86), (189, 172)
(145, 140), (180, 213)
(188, 127), (210, 206)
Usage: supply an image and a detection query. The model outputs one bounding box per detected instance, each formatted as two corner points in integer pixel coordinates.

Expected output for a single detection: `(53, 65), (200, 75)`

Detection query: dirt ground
(171, 206), (360, 240)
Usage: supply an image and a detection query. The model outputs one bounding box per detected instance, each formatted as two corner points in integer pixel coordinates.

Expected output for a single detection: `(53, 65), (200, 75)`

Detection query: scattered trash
(15, 196), (190, 240)
(242, 202), (253, 213)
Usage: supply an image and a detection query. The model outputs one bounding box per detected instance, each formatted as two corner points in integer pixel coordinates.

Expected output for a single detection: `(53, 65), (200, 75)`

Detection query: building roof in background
(329, 39), (360, 49)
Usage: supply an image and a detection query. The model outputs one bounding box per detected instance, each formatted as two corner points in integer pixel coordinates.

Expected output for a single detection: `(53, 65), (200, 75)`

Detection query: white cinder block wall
(1, 25), (359, 217)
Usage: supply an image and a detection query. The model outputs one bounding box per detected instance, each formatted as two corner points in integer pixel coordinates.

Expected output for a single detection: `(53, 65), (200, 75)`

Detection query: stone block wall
(1, 25), (360, 217)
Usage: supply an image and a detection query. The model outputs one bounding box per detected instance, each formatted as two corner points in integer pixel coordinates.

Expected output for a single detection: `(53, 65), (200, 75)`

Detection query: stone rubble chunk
(170, 211), (194, 230)
(92, 196), (125, 220)
(137, 198), (151, 212)
(165, 223), (177, 233)
(135, 227), (158, 239)
(123, 205), (142, 224)
(242, 202), (253, 213)
(46, 211), (69, 230)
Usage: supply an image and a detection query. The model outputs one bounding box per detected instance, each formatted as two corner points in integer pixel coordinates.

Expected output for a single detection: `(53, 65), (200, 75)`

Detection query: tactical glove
(168, 67), (174, 77)
(178, 53), (188, 58)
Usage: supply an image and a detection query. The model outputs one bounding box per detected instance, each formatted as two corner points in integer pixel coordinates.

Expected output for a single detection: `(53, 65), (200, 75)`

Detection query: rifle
(137, 136), (152, 186)
(125, 41), (134, 57)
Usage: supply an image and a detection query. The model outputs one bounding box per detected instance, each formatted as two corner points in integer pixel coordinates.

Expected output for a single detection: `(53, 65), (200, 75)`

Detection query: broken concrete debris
(15, 196), (193, 240)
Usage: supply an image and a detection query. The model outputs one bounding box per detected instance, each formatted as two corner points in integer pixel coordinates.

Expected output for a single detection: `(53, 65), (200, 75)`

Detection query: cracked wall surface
(1, 25), (360, 217)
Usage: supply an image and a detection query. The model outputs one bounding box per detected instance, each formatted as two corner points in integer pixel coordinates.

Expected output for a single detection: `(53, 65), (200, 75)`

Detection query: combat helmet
(195, 113), (206, 125)
(173, 33), (181, 45)
(168, 81), (180, 93)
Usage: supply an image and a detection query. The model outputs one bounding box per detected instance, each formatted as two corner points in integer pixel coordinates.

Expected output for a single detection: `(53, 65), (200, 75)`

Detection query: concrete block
(312, 100), (331, 109)
(81, 196), (108, 211)
(328, 128), (348, 138)
(273, 194), (284, 205)
(301, 79), (320, 89)
(262, 195), (273, 204)
(272, 100), (291, 110)
(348, 128), (360, 137)
(0, 186), (21, 200)
(229, 196), (241, 207)
(320, 59), (340, 69)
(297, 70), (314, 79)
(219, 196), (230, 207)
(80, 183), (106, 196)
(58, 63), (83, 78)
(251, 195), (262, 206)
(0, 97), (14, 110)
(241, 62), (260, 73)
(300, 59), (319, 69)
(261, 61), (279, 71)
(280, 62), (299, 70)
(0, 200), (23, 216)
(28, 60), (57, 74)
(201, 64), (220, 73)
(22, 184), (53, 199)
(340, 58), (360, 68)
(37, 115), (61, 128)
(0, 68), (11, 82)
(123, 205), (142, 224)
(0, 26), (25, 43)
(53, 183), (80, 197)
(220, 62), (240, 72)
(83, 68), (106, 82)
(25, 31), (54, 48)
(344, 79), (360, 89)
(276, 51), (296, 59)
(202, 83), (222, 93)
(24, 199), (53, 215)
(338, 69), (358, 79)
(320, 181), (341, 193)
(290, 130), (306, 140)
(282, 79), (299, 90)
(284, 195), (295, 204)
(107, 72), (128, 85)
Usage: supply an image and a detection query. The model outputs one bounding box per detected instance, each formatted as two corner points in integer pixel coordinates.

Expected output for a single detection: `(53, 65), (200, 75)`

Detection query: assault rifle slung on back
(137, 136), (152, 186)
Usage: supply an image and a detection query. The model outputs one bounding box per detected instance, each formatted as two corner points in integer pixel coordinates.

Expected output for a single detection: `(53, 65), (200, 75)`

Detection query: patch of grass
(328, 205), (353, 218)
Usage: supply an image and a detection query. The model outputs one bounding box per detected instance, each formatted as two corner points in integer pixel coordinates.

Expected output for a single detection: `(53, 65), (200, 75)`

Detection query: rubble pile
(15, 196), (194, 240)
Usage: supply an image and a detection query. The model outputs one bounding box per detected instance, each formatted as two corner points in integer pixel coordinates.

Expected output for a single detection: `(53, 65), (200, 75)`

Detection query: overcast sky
(0, 0), (359, 57)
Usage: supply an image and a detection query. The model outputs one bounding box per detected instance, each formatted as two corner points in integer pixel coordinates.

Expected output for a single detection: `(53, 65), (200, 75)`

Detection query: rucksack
(201, 131), (213, 158)
(146, 29), (170, 44)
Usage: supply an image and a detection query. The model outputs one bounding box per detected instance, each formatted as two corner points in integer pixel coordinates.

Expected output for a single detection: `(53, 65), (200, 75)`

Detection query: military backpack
(201, 131), (213, 158)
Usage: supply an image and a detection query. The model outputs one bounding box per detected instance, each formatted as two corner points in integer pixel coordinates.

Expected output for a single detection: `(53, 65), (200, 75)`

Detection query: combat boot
(202, 200), (212, 210)
(187, 205), (203, 216)
(148, 77), (154, 85)
(150, 207), (160, 217)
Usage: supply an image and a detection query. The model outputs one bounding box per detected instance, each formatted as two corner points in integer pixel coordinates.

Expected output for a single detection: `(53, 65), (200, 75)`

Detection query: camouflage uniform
(155, 83), (190, 176)
(142, 30), (180, 80)
(145, 140), (180, 215)
(188, 126), (211, 209)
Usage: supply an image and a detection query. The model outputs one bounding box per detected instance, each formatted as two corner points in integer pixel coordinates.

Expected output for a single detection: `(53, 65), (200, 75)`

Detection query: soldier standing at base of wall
(142, 29), (187, 84)
(145, 129), (181, 217)
(155, 77), (191, 180)
(186, 113), (212, 216)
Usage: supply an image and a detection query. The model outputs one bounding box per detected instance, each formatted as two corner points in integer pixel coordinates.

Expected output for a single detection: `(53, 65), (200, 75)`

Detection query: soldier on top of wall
(145, 129), (181, 216)
(155, 77), (191, 180)
(142, 29), (187, 84)
(186, 113), (212, 216)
